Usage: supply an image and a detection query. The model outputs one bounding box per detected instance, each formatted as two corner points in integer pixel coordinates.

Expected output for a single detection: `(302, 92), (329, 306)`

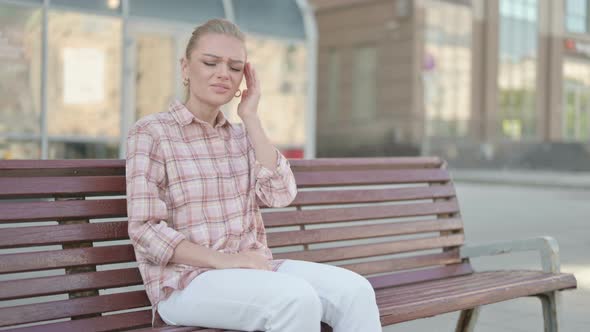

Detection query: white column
(537, 0), (564, 141)
(119, 0), (131, 159)
(40, 0), (49, 159)
(222, 0), (236, 23)
(296, 0), (318, 159)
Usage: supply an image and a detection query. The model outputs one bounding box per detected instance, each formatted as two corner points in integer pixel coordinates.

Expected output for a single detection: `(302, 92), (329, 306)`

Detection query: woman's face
(183, 33), (246, 108)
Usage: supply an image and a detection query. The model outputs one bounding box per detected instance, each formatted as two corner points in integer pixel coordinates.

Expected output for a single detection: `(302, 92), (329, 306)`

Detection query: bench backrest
(0, 157), (468, 330)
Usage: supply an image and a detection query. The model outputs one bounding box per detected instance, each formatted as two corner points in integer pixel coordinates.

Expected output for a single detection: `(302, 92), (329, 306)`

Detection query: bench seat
(0, 158), (577, 332)
(375, 270), (576, 325)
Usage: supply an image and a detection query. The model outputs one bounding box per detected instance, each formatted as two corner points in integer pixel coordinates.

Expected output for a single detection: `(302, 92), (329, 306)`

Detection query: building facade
(312, 0), (590, 170)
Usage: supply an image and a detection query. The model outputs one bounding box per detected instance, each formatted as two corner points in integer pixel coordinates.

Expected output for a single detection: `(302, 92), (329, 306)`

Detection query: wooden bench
(0, 157), (577, 332)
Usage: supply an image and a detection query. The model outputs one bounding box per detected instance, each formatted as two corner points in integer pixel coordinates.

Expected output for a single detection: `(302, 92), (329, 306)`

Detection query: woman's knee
(275, 277), (322, 317)
(344, 272), (377, 305)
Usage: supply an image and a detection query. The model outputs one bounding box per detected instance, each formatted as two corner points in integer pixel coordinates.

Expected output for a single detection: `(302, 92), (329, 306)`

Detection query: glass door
(127, 21), (191, 123)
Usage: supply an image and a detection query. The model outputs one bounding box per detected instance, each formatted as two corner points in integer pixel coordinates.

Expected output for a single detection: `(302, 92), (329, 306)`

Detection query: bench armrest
(460, 236), (560, 273)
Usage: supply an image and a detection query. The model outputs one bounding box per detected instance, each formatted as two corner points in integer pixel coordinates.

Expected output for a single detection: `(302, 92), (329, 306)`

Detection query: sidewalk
(449, 168), (590, 190)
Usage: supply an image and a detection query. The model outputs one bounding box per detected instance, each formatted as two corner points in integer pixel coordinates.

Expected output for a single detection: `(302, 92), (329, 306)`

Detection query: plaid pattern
(125, 100), (297, 324)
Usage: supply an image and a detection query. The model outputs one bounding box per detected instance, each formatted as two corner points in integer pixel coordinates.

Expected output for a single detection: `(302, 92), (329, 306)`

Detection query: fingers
(244, 62), (259, 92)
(250, 63), (259, 91)
(244, 62), (252, 88)
(253, 65), (258, 87)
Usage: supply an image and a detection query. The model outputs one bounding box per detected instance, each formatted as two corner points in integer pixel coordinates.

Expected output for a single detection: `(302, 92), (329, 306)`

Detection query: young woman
(125, 18), (381, 332)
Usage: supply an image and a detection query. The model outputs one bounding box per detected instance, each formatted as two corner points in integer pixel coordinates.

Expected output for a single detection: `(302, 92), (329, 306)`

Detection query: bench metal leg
(320, 322), (333, 332)
(455, 306), (480, 332)
(538, 291), (560, 332)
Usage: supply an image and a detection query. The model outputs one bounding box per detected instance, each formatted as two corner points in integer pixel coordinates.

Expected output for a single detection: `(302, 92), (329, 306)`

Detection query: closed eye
(203, 62), (242, 72)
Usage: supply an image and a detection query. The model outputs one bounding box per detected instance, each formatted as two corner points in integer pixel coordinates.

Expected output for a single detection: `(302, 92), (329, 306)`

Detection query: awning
(128, 0), (306, 40)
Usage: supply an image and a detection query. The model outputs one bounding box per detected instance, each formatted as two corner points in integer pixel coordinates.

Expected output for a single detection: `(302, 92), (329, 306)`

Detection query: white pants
(158, 259), (382, 332)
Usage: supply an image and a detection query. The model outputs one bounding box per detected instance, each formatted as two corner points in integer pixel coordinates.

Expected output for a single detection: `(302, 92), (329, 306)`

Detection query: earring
(183, 77), (189, 87)
(234, 90), (242, 98)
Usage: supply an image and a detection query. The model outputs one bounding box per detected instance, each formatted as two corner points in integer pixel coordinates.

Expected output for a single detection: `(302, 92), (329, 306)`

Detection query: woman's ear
(180, 57), (188, 79)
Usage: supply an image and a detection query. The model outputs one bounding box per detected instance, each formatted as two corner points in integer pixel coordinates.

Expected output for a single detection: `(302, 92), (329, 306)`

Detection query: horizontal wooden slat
(273, 234), (464, 263)
(377, 270), (533, 301)
(263, 201), (460, 227)
(132, 328), (215, 332)
(0, 185), (457, 221)
(377, 271), (577, 325)
(339, 250), (461, 276)
(367, 263), (473, 290)
(0, 176), (125, 198)
(0, 222), (128, 249)
(293, 169), (450, 187)
(3, 310), (150, 332)
(379, 272), (576, 308)
(0, 159), (125, 177)
(0, 290), (150, 327)
(0, 268), (142, 301)
(0, 199), (127, 223)
(6, 309), (153, 332)
(0, 159), (125, 171)
(133, 327), (224, 332)
(267, 218), (463, 247)
(290, 157), (443, 171)
(132, 326), (216, 332)
(0, 245), (135, 274)
(288, 184), (456, 207)
(0, 157), (442, 172)
(6, 311), (219, 332)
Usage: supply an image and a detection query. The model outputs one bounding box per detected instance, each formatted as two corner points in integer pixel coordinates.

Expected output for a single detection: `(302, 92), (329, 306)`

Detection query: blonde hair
(183, 18), (246, 101)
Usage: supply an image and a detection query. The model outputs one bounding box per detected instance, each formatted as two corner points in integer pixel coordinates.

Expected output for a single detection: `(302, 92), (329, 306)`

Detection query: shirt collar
(169, 99), (233, 129)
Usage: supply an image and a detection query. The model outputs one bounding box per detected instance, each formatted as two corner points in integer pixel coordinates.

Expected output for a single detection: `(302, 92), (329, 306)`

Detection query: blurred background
(2, 0), (590, 172)
(0, 0), (586, 171)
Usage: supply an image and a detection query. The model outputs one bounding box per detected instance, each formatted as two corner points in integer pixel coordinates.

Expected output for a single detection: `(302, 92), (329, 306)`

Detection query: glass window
(500, 0), (538, 21)
(0, 3), (42, 160)
(0, 138), (41, 159)
(352, 45), (377, 122)
(565, 0), (589, 33)
(46, 10), (121, 158)
(327, 48), (340, 121)
(563, 60), (590, 141)
(423, 0), (472, 137)
(51, 0), (122, 16)
(129, 0), (224, 25)
(48, 140), (118, 159)
(498, 0), (538, 141)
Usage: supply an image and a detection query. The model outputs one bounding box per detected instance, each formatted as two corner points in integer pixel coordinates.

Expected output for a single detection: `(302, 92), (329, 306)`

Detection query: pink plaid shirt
(125, 100), (297, 326)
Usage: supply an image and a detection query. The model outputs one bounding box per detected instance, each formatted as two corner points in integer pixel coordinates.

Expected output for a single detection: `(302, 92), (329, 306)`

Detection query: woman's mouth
(210, 84), (230, 94)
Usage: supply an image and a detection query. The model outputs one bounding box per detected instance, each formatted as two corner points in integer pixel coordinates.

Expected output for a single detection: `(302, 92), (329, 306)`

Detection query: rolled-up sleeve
(247, 137), (298, 208)
(126, 127), (186, 266)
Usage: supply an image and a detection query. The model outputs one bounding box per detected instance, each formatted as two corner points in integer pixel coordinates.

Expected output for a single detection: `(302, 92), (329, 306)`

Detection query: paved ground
(384, 181), (590, 332)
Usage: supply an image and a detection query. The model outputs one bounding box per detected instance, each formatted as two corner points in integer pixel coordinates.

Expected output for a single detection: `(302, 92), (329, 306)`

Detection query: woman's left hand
(237, 62), (261, 121)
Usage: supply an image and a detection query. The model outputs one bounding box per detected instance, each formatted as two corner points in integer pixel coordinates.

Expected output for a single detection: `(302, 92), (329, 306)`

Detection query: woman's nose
(216, 65), (230, 79)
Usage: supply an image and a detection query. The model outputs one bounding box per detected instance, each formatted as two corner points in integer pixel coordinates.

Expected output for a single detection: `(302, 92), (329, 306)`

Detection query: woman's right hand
(216, 251), (272, 271)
